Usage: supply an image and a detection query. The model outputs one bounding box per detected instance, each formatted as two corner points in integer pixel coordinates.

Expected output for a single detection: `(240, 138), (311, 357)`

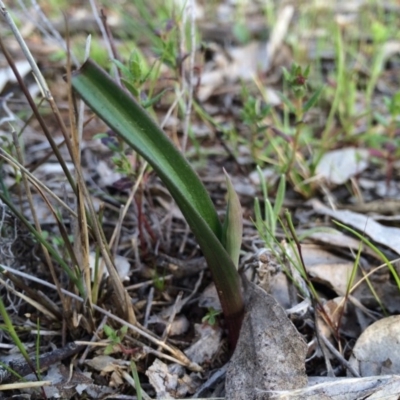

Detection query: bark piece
(225, 277), (308, 399)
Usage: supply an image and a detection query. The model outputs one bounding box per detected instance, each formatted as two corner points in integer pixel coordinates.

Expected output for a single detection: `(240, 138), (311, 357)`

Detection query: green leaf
(264, 199), (275, 238)
(121, 78), (140, 98)
(112, 59), (134, 81)
(131, 361), (143, 400)
(92, 133), (109, 140)
(120, 325), (128, 337)
(0, 297), (33, 377)
(232, 22), (251, 44)
(70, 59), (244, 346)
(72, 60), (221, 238)
(142, 89), (168, 108)
(278, 91), (296, 113)
(129, 52), (143, 80)
(273, 174), (286, 217)
(103, 324), (114, 338)
(254, 197), (263, 232)
(104, 344), (114, 355)
(302, 86), (324, 113)
(282, 66), (291, 82)
(222, 170), (243, 269)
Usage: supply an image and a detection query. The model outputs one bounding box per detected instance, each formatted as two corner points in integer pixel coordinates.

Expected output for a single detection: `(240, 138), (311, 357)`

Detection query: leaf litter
(1, 0), (400, 399)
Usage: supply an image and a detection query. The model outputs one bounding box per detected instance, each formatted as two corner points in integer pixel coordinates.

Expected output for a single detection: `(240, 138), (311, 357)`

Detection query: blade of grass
(0, 297), (41, 386)
(0, 194), (86, 297)
(273, 174), (286, 218)
(333, 220), (400, 289)
(130, 361), (142, 400)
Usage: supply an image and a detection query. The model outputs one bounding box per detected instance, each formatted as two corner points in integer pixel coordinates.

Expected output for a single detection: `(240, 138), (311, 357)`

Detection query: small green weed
(152, 270), (166, 292)
(202, 307), (221, 326)
(103, 324), (128, 355)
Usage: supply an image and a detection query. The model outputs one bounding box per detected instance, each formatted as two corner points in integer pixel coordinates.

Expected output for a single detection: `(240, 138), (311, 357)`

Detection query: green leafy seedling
(153, 270), (166, 292)
(202, 308), (221, 326)
(103, 324), (128, 355)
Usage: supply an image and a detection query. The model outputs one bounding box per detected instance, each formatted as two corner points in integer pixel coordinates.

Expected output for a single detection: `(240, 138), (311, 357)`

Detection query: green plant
(41, 230), (74, 249)
(70, 59), (244, 347)
(281, 64), (323, 189)
(0, 296), (43, 394)
(367, 91), (400, 186)
(112, 51), (167, 109)
(254, 172), (286, 246)
(202, 307), (221, 326)
(240, 85), (272, 160)
(152, 269), (166, 292)
(333, 220), (400, 290)
(103, 324), (128, 355)
(130, 360), (143, 400)
(247, 63), (323, 198)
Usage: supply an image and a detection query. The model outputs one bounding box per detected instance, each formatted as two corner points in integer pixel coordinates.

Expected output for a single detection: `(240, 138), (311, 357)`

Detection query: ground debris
(225, 276), (308, 399)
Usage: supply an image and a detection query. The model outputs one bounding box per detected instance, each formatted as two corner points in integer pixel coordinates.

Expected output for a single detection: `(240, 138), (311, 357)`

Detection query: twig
(193, 364), (227, 398)
(159, 291), (183, 347)
(0, 277), (57, 320)
(0, 92), (16, 125)
(125, 275), (173, 291)
(0, 148), (76, 218)
(0, 32), (76, 193)
(143, 287), (154, 329)
(0, 342), (84, 384)
(0, 264), (202, 372)
(0, 0), (49, 97)
(319, 332), (360, 378)
(87, 0), (119, 83)
(24, 0), (79, 65)
(78, 316), (108, 365)
(100, 9), (121, 81)
(11, 128), (67, 308)
(314, 319), (335, 377)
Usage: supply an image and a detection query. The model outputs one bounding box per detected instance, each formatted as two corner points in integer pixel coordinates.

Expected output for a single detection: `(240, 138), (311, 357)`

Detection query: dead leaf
(197, 40), (273, 101)
(316, 148), (369, 185)
(85, 355), (119, 372)
(292, 243), (355, 296)
(96, 160), (123, 187)
(198, 283), (221, 311)
(89, 252), (131, 281)
(312, 199), (400, 255)
(266, 5), (295, 70)
(225, 277), (307, 399)
(146, 359), (179, 399)
(307, 229), (379, 259)
(42, 365), (90, 398)
(36, 363), (114, 400)
(148, 314), (190, 336)
(0, 60), (31, 92)
(184, 323), (222, 365)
